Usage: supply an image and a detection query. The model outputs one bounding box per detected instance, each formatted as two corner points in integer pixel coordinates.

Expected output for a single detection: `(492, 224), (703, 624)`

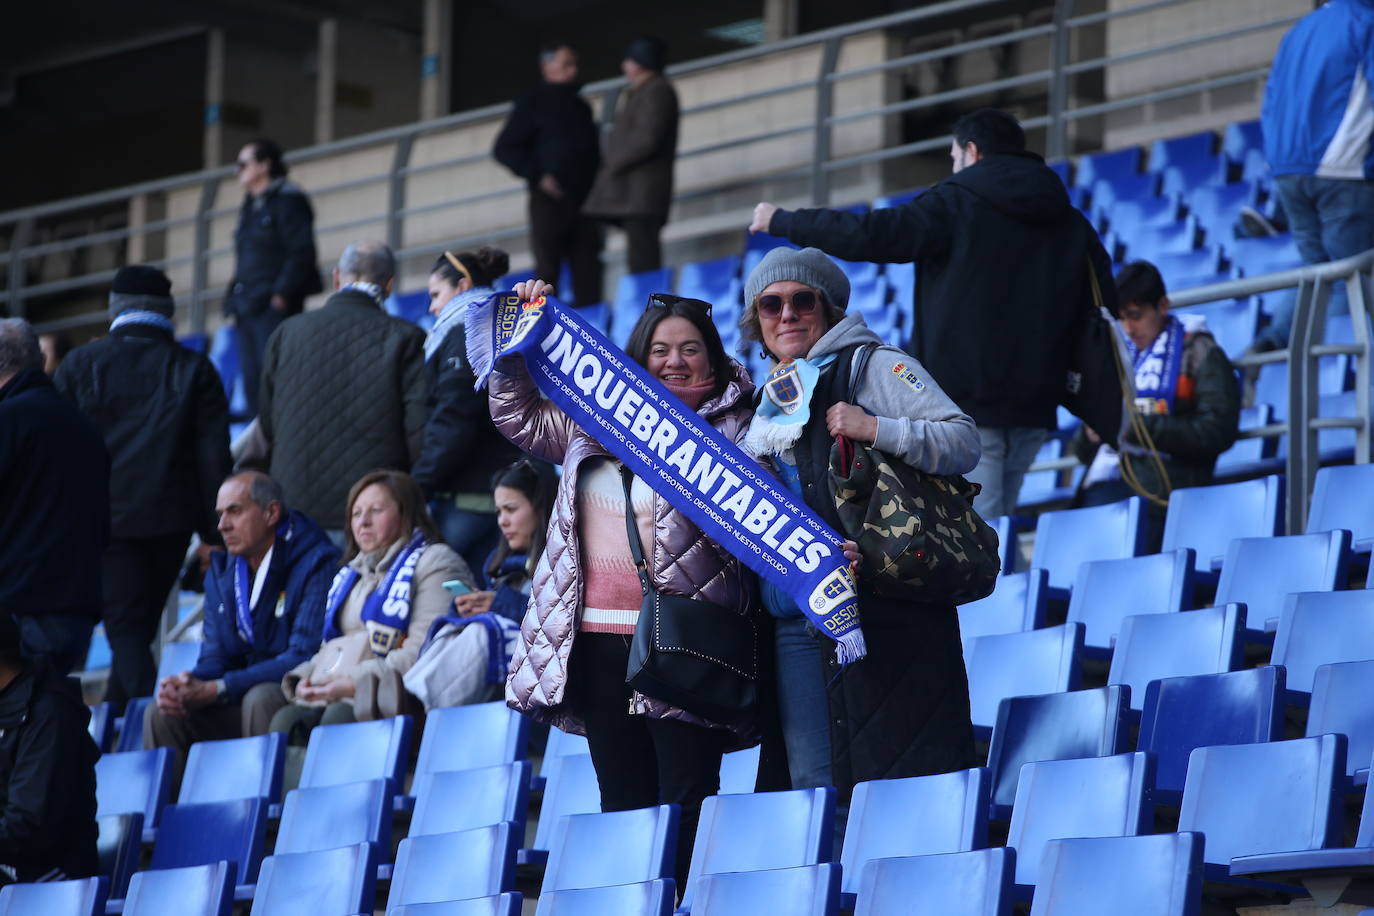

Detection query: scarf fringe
(835, 629), (868, 665)
(465, 293), (498, 388)
(741, 416), (806, 458)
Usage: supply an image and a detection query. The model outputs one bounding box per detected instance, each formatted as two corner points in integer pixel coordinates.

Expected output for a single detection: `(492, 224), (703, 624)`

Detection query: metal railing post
(388, 136), (415, 253)
(1286, 275), (1326, 535)
(812, 38), (842, 207)
(1047, 0), (1075, 160)
(4, 219), (34, 319)
(190, 178), (220, 336)
(1350, 270), (1373, 464)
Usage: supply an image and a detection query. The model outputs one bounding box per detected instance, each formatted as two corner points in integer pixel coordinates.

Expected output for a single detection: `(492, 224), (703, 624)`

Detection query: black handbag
(618, 469), (758, 726)
(1060, 263), (1125, 448)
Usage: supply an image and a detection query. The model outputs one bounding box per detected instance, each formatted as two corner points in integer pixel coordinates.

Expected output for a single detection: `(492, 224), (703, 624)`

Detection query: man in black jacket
(226, 138), (324, 416)
(0, 319), (109, 676)
(749, 109), (1117, 518)
(493, 42), (603, 306)
(56, 266), (232, 710)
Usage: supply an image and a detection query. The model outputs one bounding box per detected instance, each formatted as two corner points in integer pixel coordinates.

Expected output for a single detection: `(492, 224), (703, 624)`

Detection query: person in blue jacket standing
(143, 471), (338, 779)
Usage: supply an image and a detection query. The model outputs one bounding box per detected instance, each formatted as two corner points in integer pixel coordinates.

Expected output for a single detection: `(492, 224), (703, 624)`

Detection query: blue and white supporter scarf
(111, 310), (175, 333)
(323, 530), (428, 657)
(466, 293), (867, 663)
(425, 286), (495, 362)
(420, 612), (521, 685)
(232, 518), (292, 645)
(342, 281), (386, 307)
(1126, 314), (1185, 416)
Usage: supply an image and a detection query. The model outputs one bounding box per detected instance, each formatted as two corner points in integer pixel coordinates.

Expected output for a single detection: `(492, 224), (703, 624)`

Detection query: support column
(203, 28), (225, 169)
(419, 0), (452, 120)
(316, 18), (338, 144)
(764, 0), (800, 43)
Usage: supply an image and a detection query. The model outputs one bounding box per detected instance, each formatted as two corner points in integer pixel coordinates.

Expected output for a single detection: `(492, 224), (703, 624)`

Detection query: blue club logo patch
(765, 361), (804, 415)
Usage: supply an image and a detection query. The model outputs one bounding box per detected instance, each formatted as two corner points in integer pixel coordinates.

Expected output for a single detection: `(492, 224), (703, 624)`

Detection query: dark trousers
(567, 632), (727, 892)
(101, 533), (190, 710)
(623, 215), (665, 275)
(530, 189), (603, 306)
(15, 612), (94, 677)
(236, 304), (293, 417)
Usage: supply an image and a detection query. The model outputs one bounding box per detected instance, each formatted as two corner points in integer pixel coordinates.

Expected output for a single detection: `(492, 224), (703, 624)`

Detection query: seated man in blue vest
(144, 471), (339, 776)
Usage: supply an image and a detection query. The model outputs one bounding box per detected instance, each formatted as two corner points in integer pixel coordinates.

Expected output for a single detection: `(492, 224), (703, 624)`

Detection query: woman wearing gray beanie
(739, 246), (982, 796)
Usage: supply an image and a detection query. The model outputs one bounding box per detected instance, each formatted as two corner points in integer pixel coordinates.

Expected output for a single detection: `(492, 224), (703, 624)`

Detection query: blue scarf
(111, 310), (175, 333)
(232, 518), (292, 645)
(1126, 314), (1185, 416)
(467, 293), (866, 663)
(322, 530), (428, 656)
(426, 286), (495, 362)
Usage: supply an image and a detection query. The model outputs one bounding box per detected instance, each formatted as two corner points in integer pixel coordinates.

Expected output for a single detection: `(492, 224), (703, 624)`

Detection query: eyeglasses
(756, 290), (820, 318)
(646, 293), (712, 316)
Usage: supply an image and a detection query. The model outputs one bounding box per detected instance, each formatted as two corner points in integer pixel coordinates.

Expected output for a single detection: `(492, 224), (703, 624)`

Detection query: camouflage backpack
(829, 345), (1001, 606)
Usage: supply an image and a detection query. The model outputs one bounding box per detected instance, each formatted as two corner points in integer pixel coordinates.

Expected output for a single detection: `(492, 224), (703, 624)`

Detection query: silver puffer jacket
(490, 357), (756, 734)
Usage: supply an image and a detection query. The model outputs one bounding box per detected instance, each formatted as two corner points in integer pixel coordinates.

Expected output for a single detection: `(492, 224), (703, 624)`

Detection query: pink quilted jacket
(490, 357), (756, 734)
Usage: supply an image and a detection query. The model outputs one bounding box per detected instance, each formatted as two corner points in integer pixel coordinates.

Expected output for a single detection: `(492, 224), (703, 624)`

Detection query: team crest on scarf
(765, 360), (804, 415)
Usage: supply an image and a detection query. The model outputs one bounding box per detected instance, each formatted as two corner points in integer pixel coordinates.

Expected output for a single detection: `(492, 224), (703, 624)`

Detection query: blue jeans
(773, 615), (833, 789)
(429, 501), (500, 577)
(964, 426), (1049, 519)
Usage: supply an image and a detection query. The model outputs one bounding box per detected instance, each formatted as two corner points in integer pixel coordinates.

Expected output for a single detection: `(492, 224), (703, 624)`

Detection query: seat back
(97, 812), (144, 901)
(391, 895), (522, 916)
(1108, 605), (1245, 712)
(1161, 477), (1283, 574)
(114, 697), (154, 753)
(841, 770), (989, 896)
(531, 753), (601, 853)
(1178, 735), (1345, 866)
(0, 877), (106, 916)
(718, 745), (760, 795)
(958, 570), (1048, 641)
(1308, 465), (1374, 547)
(1272, 590), (1374, 694)
(158, 642), (203, 680)
(1029, 833), (1203, 916)
(694, 864), (839, 916)
(538, 728), (590, 785)
(88, 701), (115, 753)
(1031, 499), (1144, 590)
(987, 686), (1131, 815)
(543, 806), (679, 894)
(1308, 660), (1374, 782)
(250, 843), (377, 916)
(986, 515), (1023, 575)
(1007, 753), (1153, 888)
(532, 879), (674, 916)
(415, 702), (528, 776)
(124, 862), (233, 916)
(964, 624), (1084, 733)
(1139, 667), (1284, 800)
(96, 747), (173, 825)
(682, 788), (834, 911)
(390, 823), (518, 909)
(149, 797), (267, 885)
(1067, 551), (1194, 653)
(275, 778), (392, 855)
(412, 762), (531, 835)
(299, 715), (413, 789)
(180, 733), (286, 805)
(853, 848), (1013, 916)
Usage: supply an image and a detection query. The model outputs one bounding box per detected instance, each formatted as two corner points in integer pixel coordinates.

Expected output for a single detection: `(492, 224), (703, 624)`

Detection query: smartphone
(443, 579), (473, 597)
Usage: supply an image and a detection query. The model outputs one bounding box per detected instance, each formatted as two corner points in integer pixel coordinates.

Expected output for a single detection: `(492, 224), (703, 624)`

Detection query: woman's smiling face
(645, 316), (713, 386)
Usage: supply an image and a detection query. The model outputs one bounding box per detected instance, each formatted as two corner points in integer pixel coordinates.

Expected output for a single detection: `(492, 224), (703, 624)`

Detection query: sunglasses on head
(756, 290), (820, 318)
(646, 293), (712, 316)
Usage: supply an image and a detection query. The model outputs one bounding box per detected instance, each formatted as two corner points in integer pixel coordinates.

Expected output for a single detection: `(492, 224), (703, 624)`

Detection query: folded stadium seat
(0, 877), (106, 916)
(1227, 235), (1305, 277)
(250, 843), (377, 916)
(392, 895), (522, 916)
(1241, 149), (1270, 183)
(1160, 476), (1284, 576)
(872, 188), (926, 210)
(411, 762), (531, 837)
(1138, 667), (1284, 805)
(1178, 735), (1345, 891)
(610, 267), (675, 347)
(573, 302), (610, 334)
(1107, 604), (1246, 713)
(1089, 174), (1161, 231)
(1006, 753), (1153, 899)
(1215, 530), (1351, 633)
(1149, 247), (1228, 291)
(986, 515), (1025, 575)
(675, 255), (742, 305)
(1074, 147), (1143, 191)
(299, 715), (413, 793)
(1253, 357), (1352, 425)
(523, 752), (601, 865)
(1066, 550), (1195, 658)
(275, 779), (392, 859)
(1047, 160), (1072, 188)
(123, 861), (232, 916)
(543, 806), (679, 896)
(1113, 218), (1202, 264)
(1307, 660), (1374, 786)
(853, 848), (1014, 916)
(1223, 120), (1263, 172)
(89, 701), (114, 753)
(96, 748), (173, 844)
(179, 733), (285, 808)
(1170, 297), (1260, 360)
(533, 881), (672, 916)
(986, 686), (1131, 820)
(1308, 465), (1374, 553)
(97, 812), (143, 902)
(1271, 590), (1374, 697)
(535, 726), (590, 790)
(389, 823), (519, 913)
(718, 745), (760, 795)
(741, 236), (799, 283)
(957, 569), (1049, 641)
(679, 788), (834, 913)
(386, 289), (436, 331)
(838, 769), (990, 907)
(963, 623), (1084, 739)
(692, 864), (839, 916)
(1103, 195), (1182, 239)
(1016, 440), (1077, 510)
(1030, 497), (1145, 593)
(1185, 181), (1263, 247)
(1149, 131), (1217, 174)
(1214, 405), (1279, 479)
(1030, 833), (1204, 916)
(415, 701), (529, 778)
(113, 699), (153, 754)
(149, 797), (268, 897)
(1161, 160), (1230, 197)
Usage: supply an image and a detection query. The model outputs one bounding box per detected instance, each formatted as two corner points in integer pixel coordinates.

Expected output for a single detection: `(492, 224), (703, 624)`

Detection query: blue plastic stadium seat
(1075, 147), (1142, 190)
(1007, 753), (1153, 896)
(880, 261), (915, 333)
(986, 686), (1131, 819)
(385, 289), (436, 330)
(694, 864), (839, 916)
(179, 733), (285, 806)
(415, 701), (528, 778)
(250, 843), (377, 916)
(275, 778), (392, 856)
(1215, 531), (1351, 633)
(149, 797), (268, 890)
(1030, 833), (1204, 916)
(114, 697), (154, 753)
(574, 303), (610, 334)
(611, 268), (675, 347)
(675, 255), (741, 313)
(1150, 247), (1226, 290)
(97, 812), (143, 901)
(89, 701), (114, 753)
(1108, 604), (1245, 712)
(524, 752), (600, 865)
(390, 823), (518, 912)
(392, 896), (523, 916)
(532, 880), (672, 916)
(1048, 160), (1072, 187)
(681, 788), (834, 912)
(1307, 661), (1374, 786)
(543, 806), (678, 895)
(1215, 406), (1276, 478)
(1138, 667), (1284, 804)
(958, 569), (1049, 641)
(124, 862), (232, 916)
(1031, 498), (1144, 592)
(1179, 735), (1345, 886)
(873, 187), (926, 210)
(412, 762), (530, 836)
(96, 748), (172, 841)
(1161, 476), (1283, 575)
(1161, 159), (1229, 196)
(1223, 121), (1263, 168)
(1228, 234), (1305, 276)
(159, 641), (203, 679)
(985, 515), (1023, 575)
(1067, 551), (1194, 657)
(853, 848), (1014, 916)
(963, 623), (1084, 737)
(0, 877), (106, 916)
(1308, 465), (1374, 552)
(1105, 195), (1181, 237)
(1272, 590), (1374, 696)
(1150, 132), (1216, 173)
(839, 770), (989, 906)
(1017, 440), (1077, 509)
(718, 745), (760, 795)
(536, 727), (590, 789)
(1185, 182), (1262, 246)
(1171, 298), (1261, 360)
(1115, 220), (1201, 263)
(299, 715), (413, 791)
(1090, 175), (1161, 228)
(1254, 357), (1350, 424)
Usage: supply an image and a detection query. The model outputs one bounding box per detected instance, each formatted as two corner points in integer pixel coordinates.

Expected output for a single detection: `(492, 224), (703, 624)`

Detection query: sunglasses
(756, 290), (820, 318)
(646, 293), (712, 316)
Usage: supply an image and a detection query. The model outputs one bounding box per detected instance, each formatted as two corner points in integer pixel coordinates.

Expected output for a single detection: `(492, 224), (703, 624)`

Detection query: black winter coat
(225, 180), (324, 317)
(55, 325), (232, 543)
(0, 369), (109, 621)
(770, 152), (1118, 431)
(493, 82), (602, 206)
(0, 664), (99, 882)
(258, 288), (428, 530)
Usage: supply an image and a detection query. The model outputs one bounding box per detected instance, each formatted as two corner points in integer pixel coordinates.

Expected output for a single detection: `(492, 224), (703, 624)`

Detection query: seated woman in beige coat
(269, 469), (471, 742)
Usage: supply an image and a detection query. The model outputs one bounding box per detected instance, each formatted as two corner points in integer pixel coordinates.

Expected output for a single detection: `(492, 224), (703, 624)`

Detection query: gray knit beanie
(744, 246), (850, 311)
(108, 264), (175, 319)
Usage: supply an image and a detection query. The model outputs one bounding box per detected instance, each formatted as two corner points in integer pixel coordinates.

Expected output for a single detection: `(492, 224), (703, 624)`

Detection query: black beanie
(109, 264), (175, 319)
(624, 36), (666, 72)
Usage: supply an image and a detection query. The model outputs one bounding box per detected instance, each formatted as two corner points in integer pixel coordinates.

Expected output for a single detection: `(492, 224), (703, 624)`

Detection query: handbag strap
(847, 342), (877, 405)
(619, 466), (653, 595)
